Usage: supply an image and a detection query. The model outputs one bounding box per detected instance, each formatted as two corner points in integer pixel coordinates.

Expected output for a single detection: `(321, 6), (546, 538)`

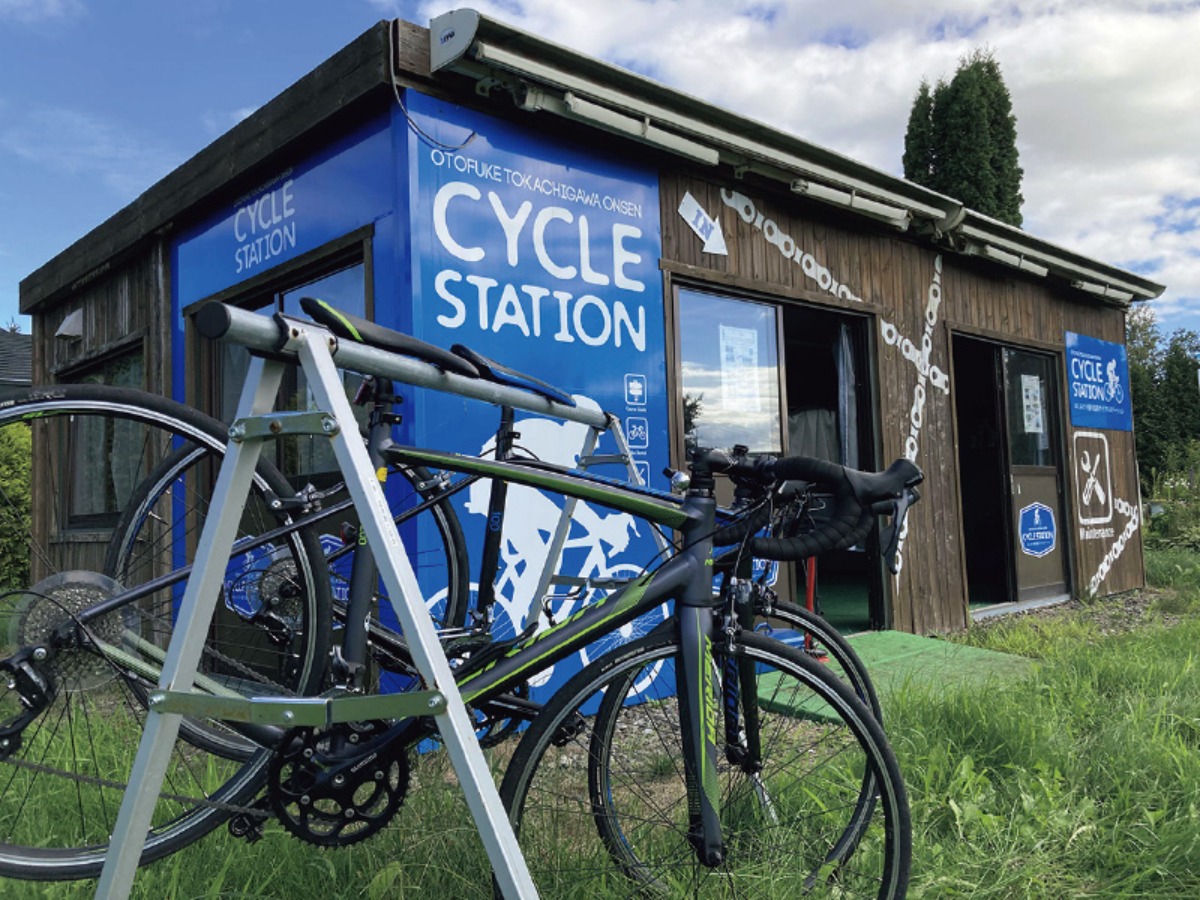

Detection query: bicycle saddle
(450, 344), (577, 408)
(299, 297), (480, 379)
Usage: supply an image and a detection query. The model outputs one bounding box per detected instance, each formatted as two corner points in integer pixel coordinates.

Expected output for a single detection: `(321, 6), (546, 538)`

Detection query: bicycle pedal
(227, 806), (269, 844)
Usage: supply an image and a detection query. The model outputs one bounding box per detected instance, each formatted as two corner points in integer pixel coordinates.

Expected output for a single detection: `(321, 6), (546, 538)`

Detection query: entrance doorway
(953, 336), (1070, 608)
(676, 287), (879, 631)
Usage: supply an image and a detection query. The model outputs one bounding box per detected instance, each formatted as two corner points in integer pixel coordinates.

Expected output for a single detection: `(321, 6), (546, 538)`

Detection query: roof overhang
(430, 8), (1164, 305)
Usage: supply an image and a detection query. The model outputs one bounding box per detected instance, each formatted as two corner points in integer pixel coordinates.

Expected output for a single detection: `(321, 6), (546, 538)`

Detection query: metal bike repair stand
(95, 329), (538, 898)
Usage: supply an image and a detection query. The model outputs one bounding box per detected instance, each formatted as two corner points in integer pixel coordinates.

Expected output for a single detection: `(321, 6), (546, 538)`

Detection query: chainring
(267, 720), (410, 847)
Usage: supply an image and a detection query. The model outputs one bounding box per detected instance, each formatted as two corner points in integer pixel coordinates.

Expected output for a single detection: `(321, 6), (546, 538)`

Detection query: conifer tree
(903, 49), (1024, 227)
(901, 80), (935, 184)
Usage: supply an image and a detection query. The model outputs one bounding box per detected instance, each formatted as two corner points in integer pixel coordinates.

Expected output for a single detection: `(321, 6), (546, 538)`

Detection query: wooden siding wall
(661, 172), (1143, 634)
(30, 240), (171, 578)
(33, 241), (170, 388)
(940, 263), (1145, 604)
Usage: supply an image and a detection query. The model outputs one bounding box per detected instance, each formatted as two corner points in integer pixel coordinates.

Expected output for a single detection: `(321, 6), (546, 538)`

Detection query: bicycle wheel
(500, 629), (910, 898)
(110, 450), (470, 694)
(0, 383), (331, 880)
(757, 599), (882, 721)
(329, 461), (471, 685)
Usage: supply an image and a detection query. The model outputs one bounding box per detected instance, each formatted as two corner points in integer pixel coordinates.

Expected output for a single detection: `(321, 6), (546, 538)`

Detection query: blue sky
(4, 0), (1200, 337)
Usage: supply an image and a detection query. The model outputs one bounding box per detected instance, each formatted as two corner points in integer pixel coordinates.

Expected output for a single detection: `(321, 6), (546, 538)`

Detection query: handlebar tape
(748, 457), (872, 561)
(720, 456), (921, 562)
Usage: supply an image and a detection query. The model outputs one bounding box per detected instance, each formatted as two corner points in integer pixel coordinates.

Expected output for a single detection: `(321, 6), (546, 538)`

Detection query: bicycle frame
(95, 304), (765, 896)
(96, 322), (541, 899)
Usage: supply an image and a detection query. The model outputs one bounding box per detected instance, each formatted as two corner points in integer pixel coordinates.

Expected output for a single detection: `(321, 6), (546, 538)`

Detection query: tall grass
(6, 553), (1200, 897)
(891, 566), (1200, 897)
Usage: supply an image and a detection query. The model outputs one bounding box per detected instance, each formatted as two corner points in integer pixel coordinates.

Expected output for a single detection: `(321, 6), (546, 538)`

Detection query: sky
(2, 0), (1199, 339)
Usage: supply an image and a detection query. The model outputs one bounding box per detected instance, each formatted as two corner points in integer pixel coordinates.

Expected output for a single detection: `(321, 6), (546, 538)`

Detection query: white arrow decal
(678, 192), (727, 255)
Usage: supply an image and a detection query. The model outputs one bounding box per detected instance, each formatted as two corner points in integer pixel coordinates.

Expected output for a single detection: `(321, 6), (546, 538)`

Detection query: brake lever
(879, 486), (920, 575)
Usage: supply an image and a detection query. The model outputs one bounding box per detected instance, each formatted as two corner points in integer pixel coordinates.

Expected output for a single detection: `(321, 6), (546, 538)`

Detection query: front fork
(675, 602), (725, 867)
(673, 477), (732, 868)
(677, 584), (766, 868)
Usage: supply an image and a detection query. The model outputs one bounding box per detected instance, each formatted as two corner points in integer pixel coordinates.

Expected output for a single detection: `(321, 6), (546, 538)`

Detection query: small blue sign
(1065, 332), (1133, 431)
(1018, 502), (1057, 558)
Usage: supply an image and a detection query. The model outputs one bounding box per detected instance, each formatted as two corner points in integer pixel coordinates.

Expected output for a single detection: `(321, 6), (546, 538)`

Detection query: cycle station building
(20, 10), (1163, 636)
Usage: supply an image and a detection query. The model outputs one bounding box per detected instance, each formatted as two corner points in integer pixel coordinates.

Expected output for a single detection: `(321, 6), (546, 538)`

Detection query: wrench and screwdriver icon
(1080, 450), (1107, 506)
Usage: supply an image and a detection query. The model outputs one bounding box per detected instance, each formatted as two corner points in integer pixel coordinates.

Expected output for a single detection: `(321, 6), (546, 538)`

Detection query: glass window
(217, 262), (367, 486)
(68, 351), (146, 526)
(678, 290), (781, 453)
(1005, 348), (1056, 468)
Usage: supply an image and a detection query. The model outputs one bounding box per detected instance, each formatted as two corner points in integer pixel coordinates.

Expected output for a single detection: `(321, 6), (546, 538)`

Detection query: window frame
(56, 342), (148, 530)
(184, 227), (374, 490)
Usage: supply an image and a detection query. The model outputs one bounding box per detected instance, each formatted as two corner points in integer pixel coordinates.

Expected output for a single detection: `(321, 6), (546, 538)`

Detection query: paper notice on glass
(1021, 374), (1044, 434)
(720, 324), (760, 411)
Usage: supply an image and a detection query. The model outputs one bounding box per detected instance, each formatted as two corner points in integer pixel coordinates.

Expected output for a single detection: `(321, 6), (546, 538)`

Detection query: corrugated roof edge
(429, 8), (1164, 305)
(20, 13), (1165, 314)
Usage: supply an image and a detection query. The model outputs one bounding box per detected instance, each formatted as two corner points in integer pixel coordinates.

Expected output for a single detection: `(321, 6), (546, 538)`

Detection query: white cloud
(0, 106), (182, 201)
(201, 106), (260, 137)
(0, 0), (85, 22)
(406, 0), (1200, 329)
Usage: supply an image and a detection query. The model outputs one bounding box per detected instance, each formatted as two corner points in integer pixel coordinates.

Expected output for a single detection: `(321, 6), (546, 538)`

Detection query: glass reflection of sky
(679, 290), (780, 452)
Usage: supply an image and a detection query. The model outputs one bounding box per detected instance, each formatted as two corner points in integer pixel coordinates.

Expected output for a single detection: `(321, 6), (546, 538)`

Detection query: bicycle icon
(464, 416), (669, 696)
(1104, 359), (1124, 404)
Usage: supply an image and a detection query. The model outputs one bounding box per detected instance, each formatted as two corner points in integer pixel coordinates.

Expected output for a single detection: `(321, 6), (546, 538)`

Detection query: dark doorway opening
(953, 334), (1069, 609)
(782, 305), (878, 632)
(953, 335), (1012, 606)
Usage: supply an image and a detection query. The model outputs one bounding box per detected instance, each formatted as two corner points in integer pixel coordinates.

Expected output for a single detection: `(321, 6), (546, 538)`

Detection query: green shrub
(0, 423), (30, 591)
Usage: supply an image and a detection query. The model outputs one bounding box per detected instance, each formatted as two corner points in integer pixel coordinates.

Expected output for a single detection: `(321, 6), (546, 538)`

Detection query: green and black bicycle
(0, 299), (920, 897)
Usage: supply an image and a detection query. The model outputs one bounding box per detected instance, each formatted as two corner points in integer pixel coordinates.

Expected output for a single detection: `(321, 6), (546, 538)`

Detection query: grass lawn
(5, 550), (1200, 897)
(893, 557), (1200, 898)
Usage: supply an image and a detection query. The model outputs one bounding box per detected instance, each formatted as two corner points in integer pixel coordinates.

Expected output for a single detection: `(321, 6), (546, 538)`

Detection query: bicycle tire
(757, 599), (882, 721)
(0, 383), (331, 880)
(500, 628), (910, 898)
(109, 452), (471, 696)
(341, 462), (471, 649)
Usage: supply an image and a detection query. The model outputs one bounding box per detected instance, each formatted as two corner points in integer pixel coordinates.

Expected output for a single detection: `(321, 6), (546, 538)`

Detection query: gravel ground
(965, 588), (1179, 639)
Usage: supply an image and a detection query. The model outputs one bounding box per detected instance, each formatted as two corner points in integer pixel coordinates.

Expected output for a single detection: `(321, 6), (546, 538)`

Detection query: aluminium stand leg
(95, 356), (286, 898)
(96, 336), (537, 898)
(295, 330), (537, 899)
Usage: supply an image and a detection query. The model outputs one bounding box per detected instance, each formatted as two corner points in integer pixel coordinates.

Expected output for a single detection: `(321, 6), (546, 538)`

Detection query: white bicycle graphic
(464, 415), (669, 698)
(1105, 359), (1125, 404)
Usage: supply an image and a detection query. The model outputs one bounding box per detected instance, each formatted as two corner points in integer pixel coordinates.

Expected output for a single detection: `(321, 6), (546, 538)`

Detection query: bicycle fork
(675, 602), (724, 866)
(673, 479), (728, 868)
(674, 484), (774, 868)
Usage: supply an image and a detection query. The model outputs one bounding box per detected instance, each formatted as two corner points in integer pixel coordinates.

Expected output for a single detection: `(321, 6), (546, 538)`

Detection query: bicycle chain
(0, 605), (309, 822)
(0, 753), (271, 819)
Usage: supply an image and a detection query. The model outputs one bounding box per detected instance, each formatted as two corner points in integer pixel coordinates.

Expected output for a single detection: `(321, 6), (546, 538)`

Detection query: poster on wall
(1021, 374), (1044, 434)
(1065, 332), (1133, 431)
(403, 92), (668, 694)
